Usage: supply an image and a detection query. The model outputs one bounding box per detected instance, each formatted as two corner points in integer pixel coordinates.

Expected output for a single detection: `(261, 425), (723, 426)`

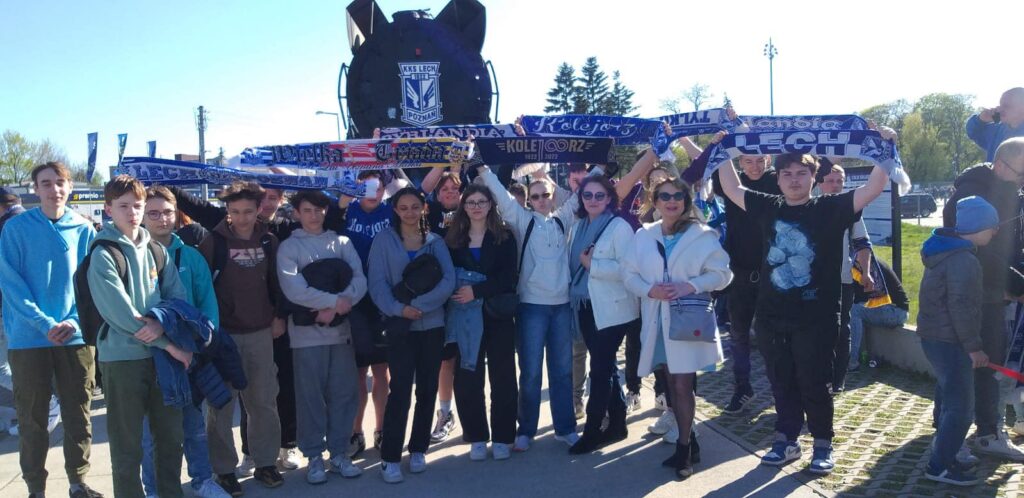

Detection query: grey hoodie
(917, 228), (984, 352)
(367, 228), (455, 332)
(277, 228), (367, 348)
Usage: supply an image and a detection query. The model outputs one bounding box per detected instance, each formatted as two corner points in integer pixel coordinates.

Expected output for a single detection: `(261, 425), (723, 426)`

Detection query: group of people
(1, 91), (1024, 497)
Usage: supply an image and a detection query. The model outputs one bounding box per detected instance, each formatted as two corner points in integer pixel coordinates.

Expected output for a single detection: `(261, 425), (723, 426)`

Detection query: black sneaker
(253, 466), (284, 488)
(216, 473), (243, 497)
(348, 432), (366, 459)
(69, 484), (104, 498)
(723, 390), (755, 414)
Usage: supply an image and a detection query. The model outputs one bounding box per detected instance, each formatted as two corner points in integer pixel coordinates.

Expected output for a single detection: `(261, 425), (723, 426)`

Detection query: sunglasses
(530, 192), (553, 201)
(464, 200), (491, 209)
(581, 191), (608, 201)
(656, 192), (688, 202)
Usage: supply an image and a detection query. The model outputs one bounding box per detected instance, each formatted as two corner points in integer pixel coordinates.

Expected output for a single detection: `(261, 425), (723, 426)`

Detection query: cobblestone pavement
(694, 345), (1024, 497)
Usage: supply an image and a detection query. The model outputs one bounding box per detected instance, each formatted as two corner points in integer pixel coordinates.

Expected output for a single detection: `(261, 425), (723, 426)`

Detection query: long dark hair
(445, 184), (508, 248)
(650, 177), (699, 235)
(574, 175), (619, 219)
(390, 187), (429, 244)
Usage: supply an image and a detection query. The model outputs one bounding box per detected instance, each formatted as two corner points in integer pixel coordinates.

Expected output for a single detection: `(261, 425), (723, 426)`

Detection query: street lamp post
(315, 111), (342, 141)
(763, 38), (778, 115)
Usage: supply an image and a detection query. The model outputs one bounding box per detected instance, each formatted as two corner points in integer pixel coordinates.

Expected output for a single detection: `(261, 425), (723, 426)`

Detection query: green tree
(0, 130), (36, 185)
(900, 112), (948, 182)
(602, 71), (637, 116)
(544, 63), (578, 114)
(576, 57), (609, 115)
(859, 99), (912, 135)
(914, 93), (983, 176)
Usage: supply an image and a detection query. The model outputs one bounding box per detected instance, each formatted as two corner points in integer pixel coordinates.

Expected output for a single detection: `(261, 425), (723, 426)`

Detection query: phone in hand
(994, 111), (1002, 124)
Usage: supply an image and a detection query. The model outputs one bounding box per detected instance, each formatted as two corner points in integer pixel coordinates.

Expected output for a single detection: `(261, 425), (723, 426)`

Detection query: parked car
(900, 193), (937, 218)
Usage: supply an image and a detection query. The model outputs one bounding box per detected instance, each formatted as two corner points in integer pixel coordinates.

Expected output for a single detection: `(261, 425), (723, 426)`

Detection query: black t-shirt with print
(713, 169), (781, 273)
(426, 199), (457, 237)
(744, 189), (860, 324)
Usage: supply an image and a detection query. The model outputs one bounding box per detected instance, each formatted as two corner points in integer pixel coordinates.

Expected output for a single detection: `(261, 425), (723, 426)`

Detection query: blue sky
(3, 0), (1022, 171)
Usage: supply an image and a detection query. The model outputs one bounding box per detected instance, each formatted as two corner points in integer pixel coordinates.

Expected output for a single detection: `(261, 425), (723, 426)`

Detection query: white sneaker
(409, 452), (427, 473)
(661, 423), (680, 445)
(380, 461), (404, 484)
(8, 424), (18, 437)
(492, 442), (511, 460)
(329, 455), (362, 478)
(647, 410), (676, 436)
(972, 431), (1024, 461)
(1013, 421), (1024, 437)
(513, 435), (531, 452)
(469, 442), (487, 461)
(47, 395), (61, 433)
(236, 455), (256, 477)
(278, 447), (301, 470)
(193, 478), (232, 498)
(654, 393), (668, 412)
(625, 392), (641, 413)
(956, 445), (980, 466)
(554, 432), (580, 447)
(306, 456), (327, 485)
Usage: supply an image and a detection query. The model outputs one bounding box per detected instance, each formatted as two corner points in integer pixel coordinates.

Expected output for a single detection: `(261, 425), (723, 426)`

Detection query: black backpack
(73, 239), (167, 346)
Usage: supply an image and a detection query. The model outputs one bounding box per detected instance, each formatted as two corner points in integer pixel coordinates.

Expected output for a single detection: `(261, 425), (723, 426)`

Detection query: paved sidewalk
(0, 372), (822, 498)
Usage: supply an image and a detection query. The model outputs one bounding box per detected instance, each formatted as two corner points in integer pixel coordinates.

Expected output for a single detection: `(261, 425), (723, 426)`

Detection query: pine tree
(576, 57), (610, 115)
(544, 63), (578, 114)
(722, 93), (732, 108)
(603, 71), (637, 116)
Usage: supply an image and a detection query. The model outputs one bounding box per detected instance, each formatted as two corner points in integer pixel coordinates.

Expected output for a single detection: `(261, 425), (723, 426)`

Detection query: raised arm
(167, 186), (226, 230)
(615, 148), (657, 200)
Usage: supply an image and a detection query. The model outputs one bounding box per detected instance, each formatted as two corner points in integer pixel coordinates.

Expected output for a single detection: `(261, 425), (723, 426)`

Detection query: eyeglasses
(146, 209), (176, 221)
(530, 192), (552, 201)
(464, 200), (491, 209)
(581, 191), (608, 201)
(656, 192), (688, 202)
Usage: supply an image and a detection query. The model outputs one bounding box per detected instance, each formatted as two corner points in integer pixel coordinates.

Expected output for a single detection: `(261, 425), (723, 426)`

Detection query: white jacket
(568, 216), (639, 329)
(481, 169), (578, 305)
(622, 221), (732, 376)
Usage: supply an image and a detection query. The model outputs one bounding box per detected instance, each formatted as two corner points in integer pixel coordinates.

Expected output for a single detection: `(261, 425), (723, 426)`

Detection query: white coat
(622, 221), (733, 376)
(567, 216), (640, 330)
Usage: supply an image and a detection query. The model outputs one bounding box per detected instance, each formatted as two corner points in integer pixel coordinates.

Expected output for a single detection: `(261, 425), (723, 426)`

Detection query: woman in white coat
(566, 176), (641, 454)
(623, 177), (732, 479)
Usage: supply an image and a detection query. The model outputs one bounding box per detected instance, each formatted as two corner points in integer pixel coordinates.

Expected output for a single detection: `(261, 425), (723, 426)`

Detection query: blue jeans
(516, 302), (575, 438)
(142, 401), (211, 494)
(849, 303), (909, 369)
(921, 338), (975, 473)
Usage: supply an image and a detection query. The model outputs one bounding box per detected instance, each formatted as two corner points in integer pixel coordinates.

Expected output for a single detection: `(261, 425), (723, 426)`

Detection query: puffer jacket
(916, 228), (984, 352)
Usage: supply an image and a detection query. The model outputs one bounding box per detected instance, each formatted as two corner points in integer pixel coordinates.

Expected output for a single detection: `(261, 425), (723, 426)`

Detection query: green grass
(872, 223), (932, 325)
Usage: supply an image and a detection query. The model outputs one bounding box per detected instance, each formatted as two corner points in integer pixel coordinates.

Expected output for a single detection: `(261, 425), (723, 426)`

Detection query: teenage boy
(918, 196), (1000, 486)
(712, 153), (780, 413)
(88, 175), (190, 498)
(0, 162), (102, 498)
(200, 182), (285, 494)
(716, 146), (889, 475)
(277, 190), (366, 485)
(139, 186), (230, 498)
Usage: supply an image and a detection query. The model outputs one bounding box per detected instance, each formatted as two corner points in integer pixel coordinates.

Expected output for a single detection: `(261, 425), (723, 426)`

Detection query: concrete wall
(866, 324), (935, 377)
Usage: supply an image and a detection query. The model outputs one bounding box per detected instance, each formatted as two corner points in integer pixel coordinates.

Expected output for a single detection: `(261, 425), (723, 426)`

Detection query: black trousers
(380, 327), (444, 462)
(241, 332), (297, 455)
(453, 318), (518, 444)
(727, 273), (760, 391)
(578, 304), (637, 434)
(832, 284), (856, 390)
(758, 315), (838, 442)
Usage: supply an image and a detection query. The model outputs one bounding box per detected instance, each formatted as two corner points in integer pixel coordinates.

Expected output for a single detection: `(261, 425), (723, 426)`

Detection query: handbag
(656, 241), (718, 343)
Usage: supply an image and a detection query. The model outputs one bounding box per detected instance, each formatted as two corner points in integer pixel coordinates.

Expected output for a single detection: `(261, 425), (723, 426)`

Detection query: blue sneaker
(761, 440), (801, 466)
(925, 466), (979, 487)
(809, 446), (834, 474)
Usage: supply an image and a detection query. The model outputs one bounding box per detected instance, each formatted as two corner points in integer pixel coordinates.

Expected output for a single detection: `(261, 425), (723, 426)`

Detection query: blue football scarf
(379, 124), (517, 140)
(240, 138), (473, 169)
(683, 130), (912, 194)
(114, 157), (372, 197)
(473, 136), (613, 165)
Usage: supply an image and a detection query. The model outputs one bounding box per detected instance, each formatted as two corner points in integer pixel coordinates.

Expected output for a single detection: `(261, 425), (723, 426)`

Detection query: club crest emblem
(398, 62), (443, 126)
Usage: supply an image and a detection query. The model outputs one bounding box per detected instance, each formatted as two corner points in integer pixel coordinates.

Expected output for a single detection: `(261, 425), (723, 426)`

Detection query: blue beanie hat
(955, 196), (999, 234)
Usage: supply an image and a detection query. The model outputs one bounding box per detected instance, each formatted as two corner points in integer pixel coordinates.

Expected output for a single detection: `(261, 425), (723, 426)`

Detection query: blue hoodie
(920, 227), (975, 260)
(0, 208), (96, 349)
(164, 233), (219, 329)
(966, 114), (1024, 162)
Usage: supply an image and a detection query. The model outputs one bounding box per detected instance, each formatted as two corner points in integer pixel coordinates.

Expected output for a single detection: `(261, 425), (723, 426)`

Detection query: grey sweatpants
(293, 342), (359, 459)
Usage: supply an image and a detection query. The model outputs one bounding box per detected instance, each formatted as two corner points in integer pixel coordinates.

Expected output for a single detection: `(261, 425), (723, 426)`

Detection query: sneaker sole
(926, 473), (979, 486)
(256, 480), (284, 488)
(972, 445), (1024, 462)
(307, 476), (328, 485)
(329, 468), (363, 478)
(760, 454), (800, 467)
(807, 465), (833, 475)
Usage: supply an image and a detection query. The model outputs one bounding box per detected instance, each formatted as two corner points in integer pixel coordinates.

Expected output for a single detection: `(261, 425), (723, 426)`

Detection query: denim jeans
(142, 401), (211, 494)
(516, 302), (575, 438)
(921, 338), (975, 473)
(849, 303), (909, 369)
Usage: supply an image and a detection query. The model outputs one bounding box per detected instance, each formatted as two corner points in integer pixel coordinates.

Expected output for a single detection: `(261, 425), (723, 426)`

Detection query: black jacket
(448, 229), (519, 317)
(943, 164), (1024, 303)
(280, 258), (354, 327)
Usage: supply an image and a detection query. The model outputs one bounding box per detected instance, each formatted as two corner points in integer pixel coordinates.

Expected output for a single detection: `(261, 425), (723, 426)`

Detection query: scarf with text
(379, 124), (517, 140)
(473, 136), (614, 165)
(240, 138), (473, 169)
